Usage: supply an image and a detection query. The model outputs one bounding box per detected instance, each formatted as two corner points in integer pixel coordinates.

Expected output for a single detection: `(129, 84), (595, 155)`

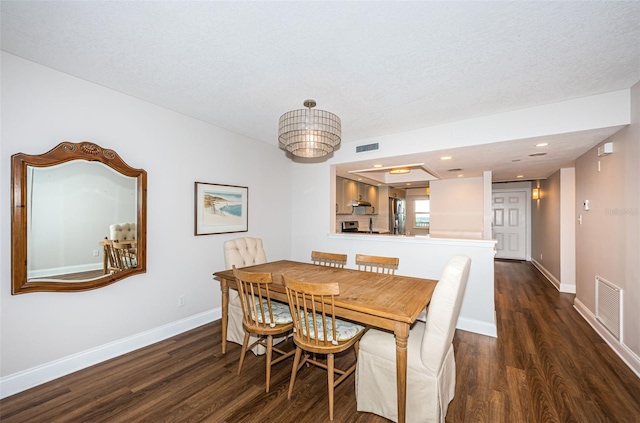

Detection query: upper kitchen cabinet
(359, 183), (378, 211)
(336, 177), (378, 215)
(336, 177), (357, 214)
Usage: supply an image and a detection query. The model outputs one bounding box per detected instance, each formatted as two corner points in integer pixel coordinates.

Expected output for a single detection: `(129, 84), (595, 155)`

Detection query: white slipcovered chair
(355, 255), (472, 423)
(223, 237), (269, 355)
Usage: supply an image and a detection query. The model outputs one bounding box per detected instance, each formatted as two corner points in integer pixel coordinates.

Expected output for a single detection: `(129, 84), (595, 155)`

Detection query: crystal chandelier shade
(278, 100), (341, 158)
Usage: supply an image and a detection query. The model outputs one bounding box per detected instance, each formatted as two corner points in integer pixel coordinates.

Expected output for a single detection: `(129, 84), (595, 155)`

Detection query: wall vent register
(595, 276), (622, 340)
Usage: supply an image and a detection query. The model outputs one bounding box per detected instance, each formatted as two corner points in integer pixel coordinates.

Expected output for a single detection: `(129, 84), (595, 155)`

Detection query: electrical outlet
(178, 295), (186, 307)
(92, 249), (100, 257)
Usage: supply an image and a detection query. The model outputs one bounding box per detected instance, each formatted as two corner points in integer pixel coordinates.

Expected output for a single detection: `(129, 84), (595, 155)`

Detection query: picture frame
(194, 182), (248, 235)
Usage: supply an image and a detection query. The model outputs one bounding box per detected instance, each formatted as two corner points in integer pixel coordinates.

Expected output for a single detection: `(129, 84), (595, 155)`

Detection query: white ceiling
(2, 1), (639, 184)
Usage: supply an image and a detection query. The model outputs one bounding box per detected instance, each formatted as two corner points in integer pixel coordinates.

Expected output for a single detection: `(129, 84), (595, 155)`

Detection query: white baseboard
(457, 316), (497, 338)
(573, 298), (640, 378)
(530, 259), (576, 293)
(531, 259), (560, 289)
(0, 308), (222, 399)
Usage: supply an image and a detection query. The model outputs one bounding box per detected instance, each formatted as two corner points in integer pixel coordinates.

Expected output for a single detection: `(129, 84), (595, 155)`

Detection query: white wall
(0, 53), (293, 396)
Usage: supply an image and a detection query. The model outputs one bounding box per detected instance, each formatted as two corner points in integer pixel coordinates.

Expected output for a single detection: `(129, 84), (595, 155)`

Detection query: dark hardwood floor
(2, 261), (639, 422)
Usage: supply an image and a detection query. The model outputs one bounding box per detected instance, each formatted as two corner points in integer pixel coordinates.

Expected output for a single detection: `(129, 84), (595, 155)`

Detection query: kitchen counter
(322, 230), (498, 338)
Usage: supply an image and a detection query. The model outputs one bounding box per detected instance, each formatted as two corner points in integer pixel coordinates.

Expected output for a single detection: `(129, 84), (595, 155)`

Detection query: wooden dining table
(213, 260), (438, 423)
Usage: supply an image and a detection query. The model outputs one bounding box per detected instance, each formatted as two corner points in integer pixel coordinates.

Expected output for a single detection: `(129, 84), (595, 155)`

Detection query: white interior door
(492, 191), (527, 260)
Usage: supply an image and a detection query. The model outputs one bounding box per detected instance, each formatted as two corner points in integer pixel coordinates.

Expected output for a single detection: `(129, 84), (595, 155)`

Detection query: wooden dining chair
(355, 254), (399, 275)
(311, 251), (347, 268)
(283, 275), (367, 421)
(233, 266), (295, 393)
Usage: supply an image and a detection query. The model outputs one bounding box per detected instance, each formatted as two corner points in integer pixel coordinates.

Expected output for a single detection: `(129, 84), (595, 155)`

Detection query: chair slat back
(103, 239), (137, 271)
(283, 275), (340, 348)
(233, 266), (275, 330)
(355, 254), (399, 275)
(114, 240), (137, 269)
(101, 239), (118, 273)
(311, 251), (347, 268)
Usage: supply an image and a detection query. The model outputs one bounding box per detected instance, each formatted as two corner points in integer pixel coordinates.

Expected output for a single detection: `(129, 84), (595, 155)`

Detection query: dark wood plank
(2, 261), (640, 422)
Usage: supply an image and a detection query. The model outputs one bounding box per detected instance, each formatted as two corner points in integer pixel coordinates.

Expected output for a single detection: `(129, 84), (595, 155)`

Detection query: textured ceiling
(2, 1), (639, 183)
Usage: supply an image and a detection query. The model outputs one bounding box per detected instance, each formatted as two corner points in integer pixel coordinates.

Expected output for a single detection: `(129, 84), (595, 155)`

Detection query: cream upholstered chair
(223, 237), (268, 355)
(356, 254), (399, 275)
(109, 222), (136, 242)
(355, 255), (471, 423)
(311, 251), (347, 268)
(233, 267), (295, 392)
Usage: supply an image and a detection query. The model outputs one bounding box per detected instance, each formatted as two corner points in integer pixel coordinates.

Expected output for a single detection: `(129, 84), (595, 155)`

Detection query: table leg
(394, 322), (410, 423)
(221, 280), (229, 354)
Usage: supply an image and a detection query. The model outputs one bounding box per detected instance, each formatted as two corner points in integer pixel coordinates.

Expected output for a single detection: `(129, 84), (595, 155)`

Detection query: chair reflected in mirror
(100, 222), (138, 274)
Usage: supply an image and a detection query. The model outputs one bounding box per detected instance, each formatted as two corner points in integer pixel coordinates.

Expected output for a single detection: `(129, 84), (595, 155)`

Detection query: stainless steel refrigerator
(389, 197), (406, 235)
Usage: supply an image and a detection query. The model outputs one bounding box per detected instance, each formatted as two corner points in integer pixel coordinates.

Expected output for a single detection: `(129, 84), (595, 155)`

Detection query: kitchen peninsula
(326, 174), (496, 338)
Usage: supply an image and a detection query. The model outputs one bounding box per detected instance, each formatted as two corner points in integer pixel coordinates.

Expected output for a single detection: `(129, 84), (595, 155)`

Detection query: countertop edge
(328, 233), (497, 247)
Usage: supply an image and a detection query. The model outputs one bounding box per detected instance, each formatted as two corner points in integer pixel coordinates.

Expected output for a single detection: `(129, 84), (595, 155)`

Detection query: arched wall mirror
(11, 141), (147, 294)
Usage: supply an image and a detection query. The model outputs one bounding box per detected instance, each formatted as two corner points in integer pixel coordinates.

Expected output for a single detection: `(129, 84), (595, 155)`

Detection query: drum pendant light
(278, 99), (341, 158)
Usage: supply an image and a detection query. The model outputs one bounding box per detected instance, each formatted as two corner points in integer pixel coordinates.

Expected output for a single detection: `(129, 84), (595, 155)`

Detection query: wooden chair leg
(237, 331), (250, 375)
(328, 353), (335, 421)
(288, 347), (303, 399)
(265, 335), (273, 393)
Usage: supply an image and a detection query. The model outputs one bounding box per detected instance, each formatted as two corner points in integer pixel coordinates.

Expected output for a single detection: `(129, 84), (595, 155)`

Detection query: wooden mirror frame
(11, 141), (147, 294)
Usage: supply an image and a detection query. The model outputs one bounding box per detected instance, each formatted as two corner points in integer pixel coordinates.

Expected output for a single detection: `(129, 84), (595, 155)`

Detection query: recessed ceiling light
(440, 156), (452, 161)
(529, 152), (547, 157)
(536, 143), (549, 147)
(516, 175), (524, 178)
(372, 164), (383, 168)
(357, 178), (363, 181)
(389, 167), (411, 174)
(406, 183), (412, 186)
(457, 174), (464, 178)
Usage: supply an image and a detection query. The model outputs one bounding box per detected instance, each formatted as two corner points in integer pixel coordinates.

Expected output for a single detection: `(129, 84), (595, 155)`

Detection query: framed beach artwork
(194, 182), (248, 235)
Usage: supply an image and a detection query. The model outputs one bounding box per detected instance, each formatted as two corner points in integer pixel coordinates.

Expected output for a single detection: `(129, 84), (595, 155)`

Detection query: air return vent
(595, 276), (622, 340)
(356, 143), (379, 153)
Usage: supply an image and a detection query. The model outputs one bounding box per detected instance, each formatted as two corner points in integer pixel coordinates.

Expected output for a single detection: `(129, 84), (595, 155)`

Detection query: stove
(341, 220), (379, 234)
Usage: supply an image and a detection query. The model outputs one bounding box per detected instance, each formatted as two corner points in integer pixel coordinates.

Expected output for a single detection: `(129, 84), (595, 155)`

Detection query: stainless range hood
(351, 200), (372, 207)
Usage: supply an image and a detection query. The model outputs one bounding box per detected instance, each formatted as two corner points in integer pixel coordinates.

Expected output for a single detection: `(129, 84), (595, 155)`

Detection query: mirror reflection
(27, 161), (137, 282)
